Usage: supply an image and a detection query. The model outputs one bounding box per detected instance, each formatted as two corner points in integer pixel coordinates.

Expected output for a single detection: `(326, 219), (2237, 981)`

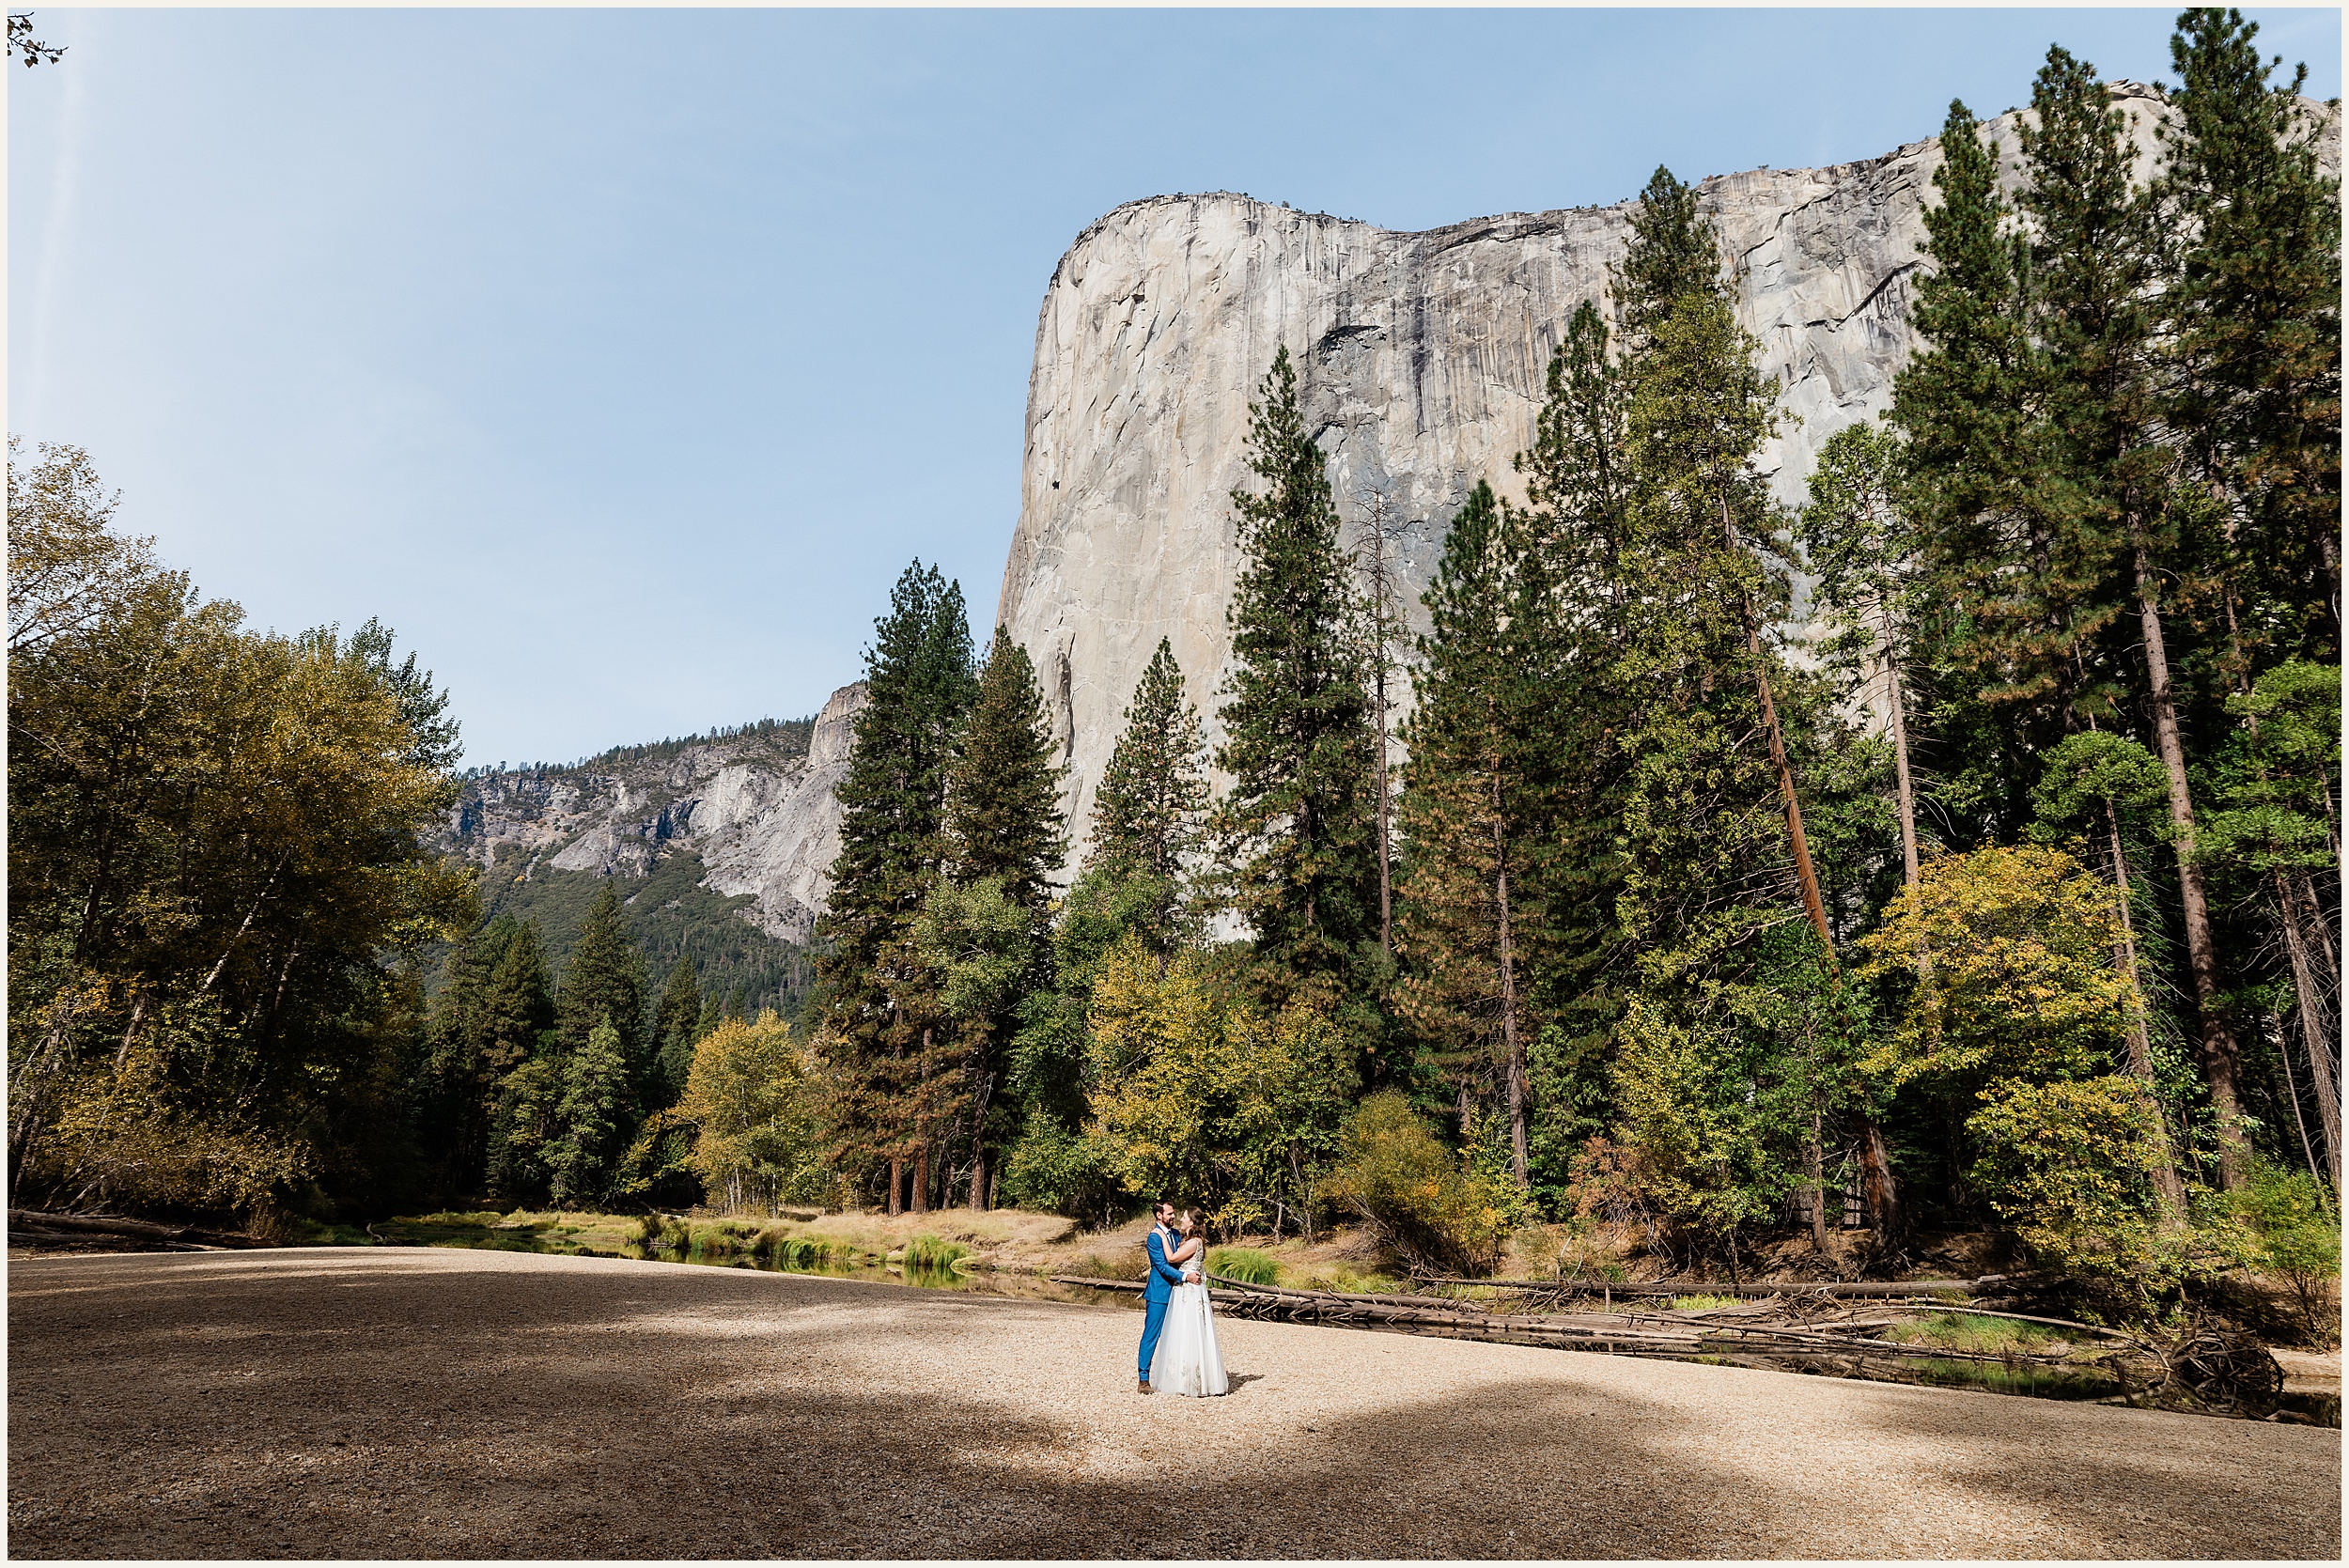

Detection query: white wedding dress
(1148, 1247), (1229, 1397)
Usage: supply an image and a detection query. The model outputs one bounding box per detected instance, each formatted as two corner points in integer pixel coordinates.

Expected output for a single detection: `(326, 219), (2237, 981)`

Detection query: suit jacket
(1143, 1227), (1188, 1304)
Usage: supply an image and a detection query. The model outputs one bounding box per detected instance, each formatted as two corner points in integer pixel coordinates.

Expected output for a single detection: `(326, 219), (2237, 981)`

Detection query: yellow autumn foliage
(1856, 844), (2139, 1087)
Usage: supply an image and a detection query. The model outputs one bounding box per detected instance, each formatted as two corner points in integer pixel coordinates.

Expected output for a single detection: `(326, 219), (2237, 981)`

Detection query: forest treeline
(799, 14), (2343, 1292)
(6, 14), (2338, 1301)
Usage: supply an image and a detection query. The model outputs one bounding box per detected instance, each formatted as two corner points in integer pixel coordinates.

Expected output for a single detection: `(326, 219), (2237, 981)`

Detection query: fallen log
(1054, 1271), (2115, 1373)
(1415, 1274), (2005, 1299)
(8, 1208), (270, 1250)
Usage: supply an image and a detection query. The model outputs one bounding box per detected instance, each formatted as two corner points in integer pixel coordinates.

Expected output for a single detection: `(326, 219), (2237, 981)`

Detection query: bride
(1148, 1208), (1229, 1397)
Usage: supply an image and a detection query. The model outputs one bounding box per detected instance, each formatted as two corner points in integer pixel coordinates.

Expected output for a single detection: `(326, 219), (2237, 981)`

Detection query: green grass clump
(1888, 1311), (2062, 1355)
(901, 1234), (970, 1271)
(1207, 1248), (1282, 1286)
(1672, 1294), (1739, 1312)
(629, 1214), (695, 1252)
(415, 1210), (507, 1228)
(691, 1219), (767, 1257)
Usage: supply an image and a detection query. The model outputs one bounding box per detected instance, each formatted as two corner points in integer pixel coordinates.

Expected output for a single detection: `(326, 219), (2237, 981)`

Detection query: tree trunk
(2277, 871), (2341, 1189)
(1808, 1116), (1830, 1254)
(1859, 1121), (1903, 1246)
(1497, 857), (1529, 1189)
(1881, 615), (1921, 890)
(1489, 704), (1530, 1188)
(967, 1068), (994, 1211)
(1728, 503), (1831, 957)
(2095, 795), (2186, 1213)
(2135, 541), (2248, 1185)
(911, 1142), (929, 1216)
(888, 1157), (904, 1217)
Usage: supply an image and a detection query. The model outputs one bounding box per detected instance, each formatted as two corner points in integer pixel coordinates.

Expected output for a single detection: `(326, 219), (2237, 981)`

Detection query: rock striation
(438, 682), (866, 944)
(995, 85), (2339, 868)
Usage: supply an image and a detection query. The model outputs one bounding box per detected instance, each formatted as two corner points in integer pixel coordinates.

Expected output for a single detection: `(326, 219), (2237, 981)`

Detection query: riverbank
(8, 1249), (2339, 1558)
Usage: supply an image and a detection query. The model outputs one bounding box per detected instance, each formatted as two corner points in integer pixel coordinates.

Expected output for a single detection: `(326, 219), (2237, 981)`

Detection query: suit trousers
(1138, 1294), (1171, 1376)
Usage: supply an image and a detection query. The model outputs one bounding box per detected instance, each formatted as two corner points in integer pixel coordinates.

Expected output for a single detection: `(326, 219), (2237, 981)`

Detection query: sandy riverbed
(8, 1248), (2340, 1559)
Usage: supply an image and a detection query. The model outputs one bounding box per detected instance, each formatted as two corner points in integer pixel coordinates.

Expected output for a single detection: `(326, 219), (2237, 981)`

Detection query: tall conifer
(1395, 483), (1563, 1184)
(816, 562), (977, 1209)
(1087, 637), (1209, 945)
(649, 955), (701, 1104)
(1211, 346), (1382, 1023)
(557, 884), (647, 1091)
(949, 628), (1066, 908)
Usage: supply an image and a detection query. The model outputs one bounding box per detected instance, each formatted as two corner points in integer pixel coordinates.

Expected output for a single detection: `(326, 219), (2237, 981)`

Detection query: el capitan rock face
(995, 85), (2338, 871)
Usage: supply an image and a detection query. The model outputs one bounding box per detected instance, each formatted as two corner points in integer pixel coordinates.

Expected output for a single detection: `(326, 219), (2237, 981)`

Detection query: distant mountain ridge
(438, 681), (867, 949)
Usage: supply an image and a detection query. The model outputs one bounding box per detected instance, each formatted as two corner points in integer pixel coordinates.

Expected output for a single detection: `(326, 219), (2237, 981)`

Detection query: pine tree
(915, 625), (1067, 1210)
(1211, 346), (1382, 1027)
(2021, 44), (2255, 1183)
(1510, 300), (1639, 1189)
(1086, 636), (1209, 947)
(479, 920), (553, 1078)
(1890, 97), (2098, 835)
(547, 1016), (633, 1206)
(1605, 172), (1891, 1242)
(1797, 424), (1931, 890)
(556, 882), (648, 1095)
(2164, 7), (2341, 664)
(815, 561), (977, 1210)
(948, 627), (1066, 908)
(1614, 167), (1722, 351)
(649, 955), (701, 1105)
(1395, 482), (1563, 1186)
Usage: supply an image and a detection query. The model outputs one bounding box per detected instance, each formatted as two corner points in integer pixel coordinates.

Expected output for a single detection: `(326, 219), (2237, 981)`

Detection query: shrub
(2210, 1157), (2341, 1343)
(997, 1114), (1123, 1223)
(1206, 1247), (1281, 1286)
(1968, 1075), (2169, 1281)
(1320, 1091), (1507, 1276)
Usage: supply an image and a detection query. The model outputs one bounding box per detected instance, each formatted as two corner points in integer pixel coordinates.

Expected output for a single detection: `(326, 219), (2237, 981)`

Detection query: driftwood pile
(1046, 1267), (2288, 1412)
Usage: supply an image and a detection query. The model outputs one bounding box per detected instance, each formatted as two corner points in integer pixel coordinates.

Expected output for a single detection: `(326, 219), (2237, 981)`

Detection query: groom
(1137, 1200), (1198, 1394)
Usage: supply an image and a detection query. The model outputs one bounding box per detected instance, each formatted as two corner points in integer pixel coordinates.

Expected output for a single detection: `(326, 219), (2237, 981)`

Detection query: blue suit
(1138, 1227), (1188, 1378)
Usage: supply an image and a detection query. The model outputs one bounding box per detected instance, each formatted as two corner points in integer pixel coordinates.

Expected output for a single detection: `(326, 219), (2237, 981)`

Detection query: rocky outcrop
(438, 683), (866, 944)
(995, 85), (2339, 866)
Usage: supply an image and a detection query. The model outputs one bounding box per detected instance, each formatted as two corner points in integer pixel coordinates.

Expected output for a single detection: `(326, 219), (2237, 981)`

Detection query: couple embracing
(1136, 1201), (1228, 1397)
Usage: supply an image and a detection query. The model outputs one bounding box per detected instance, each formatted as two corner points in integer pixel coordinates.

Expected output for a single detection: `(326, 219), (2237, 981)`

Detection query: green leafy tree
(677, 1013), (829, 1213)
(1211, 346), (1382, 1034)
(1085, 935), (1355, 1238)
(7, 442), (473, 1217)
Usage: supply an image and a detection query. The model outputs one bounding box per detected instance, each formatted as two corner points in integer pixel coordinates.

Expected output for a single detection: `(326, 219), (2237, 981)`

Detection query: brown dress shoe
(1137, 1378), (1153, 1394)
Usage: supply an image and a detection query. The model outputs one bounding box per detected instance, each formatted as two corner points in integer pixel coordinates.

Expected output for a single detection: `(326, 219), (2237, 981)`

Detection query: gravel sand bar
(8, 1248), (2340, 1559)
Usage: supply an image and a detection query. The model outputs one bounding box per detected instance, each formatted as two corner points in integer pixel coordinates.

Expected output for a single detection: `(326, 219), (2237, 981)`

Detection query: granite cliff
(995, 85), (2339, 867)
(439, 681), (866, 948)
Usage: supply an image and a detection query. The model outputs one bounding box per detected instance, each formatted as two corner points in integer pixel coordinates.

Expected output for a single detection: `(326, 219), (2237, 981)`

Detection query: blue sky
(11, 7), (2340, 770)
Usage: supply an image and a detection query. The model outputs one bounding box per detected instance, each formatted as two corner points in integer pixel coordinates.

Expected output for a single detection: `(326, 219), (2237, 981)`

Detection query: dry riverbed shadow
(8, 1249), (2340, 1559)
